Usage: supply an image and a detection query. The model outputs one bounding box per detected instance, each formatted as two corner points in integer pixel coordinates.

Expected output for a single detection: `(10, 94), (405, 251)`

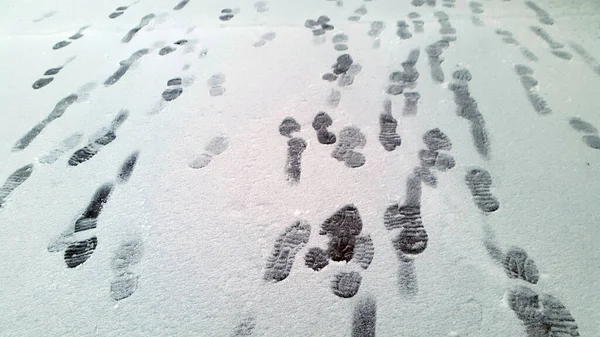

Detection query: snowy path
(0, 0), (599, 336)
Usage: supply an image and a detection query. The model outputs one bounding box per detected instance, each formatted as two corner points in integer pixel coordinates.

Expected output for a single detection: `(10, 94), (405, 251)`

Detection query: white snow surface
(0, 0), (599, 336)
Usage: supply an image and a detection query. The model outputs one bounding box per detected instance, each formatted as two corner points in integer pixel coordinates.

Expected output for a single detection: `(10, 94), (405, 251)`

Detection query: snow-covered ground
(0, 0), (599, 336)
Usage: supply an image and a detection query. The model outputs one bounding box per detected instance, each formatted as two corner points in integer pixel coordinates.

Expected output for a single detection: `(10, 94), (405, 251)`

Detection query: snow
(0, 0), (599, 336)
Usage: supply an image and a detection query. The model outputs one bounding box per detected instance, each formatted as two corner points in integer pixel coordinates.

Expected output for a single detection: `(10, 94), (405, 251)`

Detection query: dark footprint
(504, 247), (539, 284)
(332, 54), (353, 75)
(285, 137), (307, 184)
(110, 238), (144, 300)
(219, 8), (237, 21)
(508, 286), (579, 337)
(379, 100), (402, 151)
(386, 173), (428, 255)
(568, 117), (597, 134)
(159, 39), (190, 55)
(304, 247), (329, 271)
(162, 78), (184, 101)
(332, 126), (367, 168)
(122, 14), (155, 43)
(52, 26), (89, 50)
(312, 112), (336, 145)
(264, 221), (311, 282)
(320, 204), (363, 262)
(0, 164), (34, 208)
(551, 50), (573, 60)
(69, 110), (129, 166)
(423, 128), (452, 151)
(351, 296), (377, 337)
(109, 5), (129, 18)
(117, 151), (140, 183)
(413, 166), (437, 187)
(526, 92), (552, 115)
(465, 167), (499, 212)
(331, 271), (362, 298)
(279, 117), (300, 138)
(583, 135), (600, 149)
(104, 49), (149, 86)
(352, 235), (374, 269)
(32, 57), (76, 90)
(74, 183), (115, 232)
(173, 0), (190, 10)
(64, 237), (98, 268)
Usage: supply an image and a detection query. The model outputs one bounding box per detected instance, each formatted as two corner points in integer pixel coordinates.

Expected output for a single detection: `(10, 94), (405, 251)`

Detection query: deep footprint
(332, 126), (367, 168)
(504, 247), (539, 284)
(379, 100), (402, 151)
(312, 112), (336, 145)
(507, 286), (579, 337)
(122, 14), (155, 43)
(264, 221), (311, 282)
(304, 247), (329, 271)
(117, 151), (140, 183)
(331, 271), (362, 298)
(320, 204), (363, 262)
(465, 167), (499, 212)
(279, 117), (301, 138)
(352, 235), (374, 269)
(74, 183), (115, 232)
(0, 164), (34, 208)
(285, 137), (307, 184)
(64, 237), (98, 268)
(104, 49), (149, 86)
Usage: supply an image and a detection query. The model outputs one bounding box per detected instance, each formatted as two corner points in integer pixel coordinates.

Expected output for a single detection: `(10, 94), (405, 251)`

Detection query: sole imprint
(379, 100), (402, 151)
(332, 271), (362, 298)
(264, 221), (311, 282)
(52, 26), (89, 50)
(0, 164), (34, 208)
(68, 110), (129, 166)
(332, 126), (366, 168)
(105, 49), (149, 86)
(122, 14), (155, 43)
(110, 238), (144, 300)
(285, 138), (307, 184)
(507, 286), (579, 337)
(64, 237), (98, 268)
(465, 167), (499, 212)
(117, 151), (140, 183)
(32, 56), (76, 90)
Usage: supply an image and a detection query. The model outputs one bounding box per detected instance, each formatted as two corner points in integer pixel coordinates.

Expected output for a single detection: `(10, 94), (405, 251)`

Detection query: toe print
(332, 126), (366, 168)
(52, 26), (89, 50)
(0, 164), (34, 209)
(207, 73), (226, 96)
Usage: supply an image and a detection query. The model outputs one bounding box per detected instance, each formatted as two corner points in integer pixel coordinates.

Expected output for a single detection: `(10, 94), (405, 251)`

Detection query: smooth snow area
(0, 0), (599, 336)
